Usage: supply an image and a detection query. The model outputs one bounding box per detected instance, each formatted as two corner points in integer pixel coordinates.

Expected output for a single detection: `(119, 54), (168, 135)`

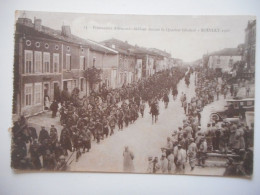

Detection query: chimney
(17, 18), (33, 27)
(34, 17), (42, 31)
(61, 25), (71, 37)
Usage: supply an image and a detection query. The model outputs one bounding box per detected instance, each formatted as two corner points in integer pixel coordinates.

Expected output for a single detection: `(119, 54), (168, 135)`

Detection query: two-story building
(207, 48), (242, 73)
(14, 18), (63, 116)
(13, 17), (118, 117)
(101, 39), (136, 87)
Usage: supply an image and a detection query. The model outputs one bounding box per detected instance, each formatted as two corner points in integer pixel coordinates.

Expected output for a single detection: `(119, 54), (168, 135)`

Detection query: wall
(209, 55), (242, 72)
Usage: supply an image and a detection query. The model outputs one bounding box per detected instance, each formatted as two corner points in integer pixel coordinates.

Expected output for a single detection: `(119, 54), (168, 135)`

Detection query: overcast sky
(16, 11), (255, 62)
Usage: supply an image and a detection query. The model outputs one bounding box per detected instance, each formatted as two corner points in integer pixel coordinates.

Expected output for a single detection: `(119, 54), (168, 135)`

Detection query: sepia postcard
(11, 11), (255, 177)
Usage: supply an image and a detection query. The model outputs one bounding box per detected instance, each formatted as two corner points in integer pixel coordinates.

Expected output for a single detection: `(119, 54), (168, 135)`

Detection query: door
(63, 81), (68, 90)
(43, 83), (50, 109)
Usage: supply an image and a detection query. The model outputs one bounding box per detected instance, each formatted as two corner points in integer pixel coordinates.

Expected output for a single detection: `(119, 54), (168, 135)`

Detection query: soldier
(95, 118), (103, 143)
(146, 156), (154, 173)
(29, 140), (42, 170)
(175, 144), (186, 174)
(38, 126), (50, 144)
(139, 100), (145, 118)
(50, 100), (59, 118)
(42, 150), (56, 170)
(55, 155), (67, 171)
(102, 116), (109, 138)
(198, 137), (207, 167)
(117, 108), (124, 130)
(187, 138), (197, 171)
(109, 114), (117, 136)
(49, 125), (58, 151)
(163, 92), (169, 109)
(160, 153), (168, 174)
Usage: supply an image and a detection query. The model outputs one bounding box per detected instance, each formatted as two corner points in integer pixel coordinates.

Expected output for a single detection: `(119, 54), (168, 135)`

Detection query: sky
(16, 11), (255, 62)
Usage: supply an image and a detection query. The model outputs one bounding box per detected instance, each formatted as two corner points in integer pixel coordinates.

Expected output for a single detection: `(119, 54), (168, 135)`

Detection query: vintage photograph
(11, 11), (255, 177)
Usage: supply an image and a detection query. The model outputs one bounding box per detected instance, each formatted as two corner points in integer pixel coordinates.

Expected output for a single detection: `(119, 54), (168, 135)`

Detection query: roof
(101, 38), (164, 57)
(208, 48), (242, 57)
(148, 48), (171, 57)
(16, 18), (118, 55)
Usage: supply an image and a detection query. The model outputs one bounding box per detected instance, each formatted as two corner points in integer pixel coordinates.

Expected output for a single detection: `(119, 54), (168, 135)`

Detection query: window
(80, 78), (84, 91)
(43, 52), (50, 73)
(45, 43), (49, 49)
(217, 57), (220, 64)
(71, 79), (77, 90)
(24, 84), (33, 106)
(229, 58), (233, 65)
(66, 54), (71, 70)
(24, 50), (33, 74)
(34, 83), (42, 105)
(80, 56), (85, 70)
(34, 51), (42, 73)
(53, 53), (59, 73)
(55, 45), (59, 50)
(26, 40), (31, 46)
(120, 72), (124, 84)
(35, 42), (40, 48)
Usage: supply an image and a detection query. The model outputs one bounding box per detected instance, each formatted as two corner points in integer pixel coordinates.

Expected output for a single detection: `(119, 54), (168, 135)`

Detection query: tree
(83, 66), (102, 92)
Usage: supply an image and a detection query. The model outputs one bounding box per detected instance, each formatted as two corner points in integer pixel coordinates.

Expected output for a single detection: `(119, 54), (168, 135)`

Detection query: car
(210, 98), (254, 123)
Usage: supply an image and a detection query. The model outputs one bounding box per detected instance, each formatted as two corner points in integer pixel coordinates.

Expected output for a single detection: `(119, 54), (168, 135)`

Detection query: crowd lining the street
(147, 68), (254, 176)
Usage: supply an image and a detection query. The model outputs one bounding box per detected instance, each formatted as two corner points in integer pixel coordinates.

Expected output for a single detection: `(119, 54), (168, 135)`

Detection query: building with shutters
(13, 17), (117, 117)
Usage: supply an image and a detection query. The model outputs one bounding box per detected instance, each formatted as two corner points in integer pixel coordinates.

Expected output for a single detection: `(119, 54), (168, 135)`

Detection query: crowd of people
(147, 68), (254, 176)
(11, 67), (187, 171)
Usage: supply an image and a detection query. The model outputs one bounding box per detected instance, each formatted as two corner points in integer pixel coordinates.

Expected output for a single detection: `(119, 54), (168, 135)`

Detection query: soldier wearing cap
(167, 150), (176, 174)
(38, 126), (50, 144)
(147, 156), (154, 173)
(55, 155), (67, 171)
(175, 144), (186, 174)
(187, 138), (197, 171)
(160, 152), (168, 174)
(198, 137), (207, 167)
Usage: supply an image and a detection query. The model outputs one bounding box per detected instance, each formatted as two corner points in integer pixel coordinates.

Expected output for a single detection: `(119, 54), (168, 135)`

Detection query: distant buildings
(202, 19), (256, 76)
(13, 17), (181, 117)
(207, 48), (242, 72)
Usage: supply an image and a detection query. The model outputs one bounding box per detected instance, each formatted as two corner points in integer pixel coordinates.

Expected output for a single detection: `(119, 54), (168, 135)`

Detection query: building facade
(14, 18), (63, 116)
(13, 17), (118, 117)
(207, 48), (242, 73)
(244, 20), (256, 73)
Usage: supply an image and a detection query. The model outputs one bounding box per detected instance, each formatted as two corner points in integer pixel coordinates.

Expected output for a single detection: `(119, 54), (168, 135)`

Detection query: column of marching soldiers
(11, 67), (186, 171)
(148, 68), (253, 176)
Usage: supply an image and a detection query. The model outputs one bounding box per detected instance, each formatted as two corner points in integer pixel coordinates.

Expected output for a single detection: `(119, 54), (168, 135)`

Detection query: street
(66, 73), (225, 175)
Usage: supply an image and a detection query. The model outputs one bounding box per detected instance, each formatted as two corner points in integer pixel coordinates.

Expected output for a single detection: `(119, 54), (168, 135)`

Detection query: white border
(0, 0), (260, 195)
